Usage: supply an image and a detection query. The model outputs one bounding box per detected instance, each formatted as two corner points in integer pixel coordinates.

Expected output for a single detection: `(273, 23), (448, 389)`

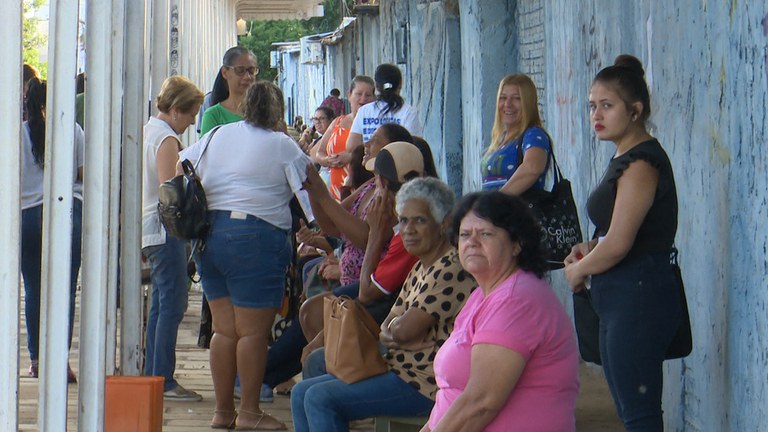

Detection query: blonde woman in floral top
(291, 177), (475, 431)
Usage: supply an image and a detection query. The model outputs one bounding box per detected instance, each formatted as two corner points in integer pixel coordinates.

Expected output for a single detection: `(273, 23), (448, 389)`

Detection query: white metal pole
(150, 0), (171, 117)
(105, 0), (126, 376)
(120, 0), (147, 377)
(0, 2), (23, 430)
(39, 0), (80, 429)
(78, 0), (113, 429)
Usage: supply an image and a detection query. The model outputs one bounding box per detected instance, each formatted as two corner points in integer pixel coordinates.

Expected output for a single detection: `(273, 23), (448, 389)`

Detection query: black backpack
(158, 126), (220, 241)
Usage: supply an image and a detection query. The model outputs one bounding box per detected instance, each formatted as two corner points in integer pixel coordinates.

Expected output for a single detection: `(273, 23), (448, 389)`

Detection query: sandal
(235, 409), (287, 431)
(211, 410), (237, 429)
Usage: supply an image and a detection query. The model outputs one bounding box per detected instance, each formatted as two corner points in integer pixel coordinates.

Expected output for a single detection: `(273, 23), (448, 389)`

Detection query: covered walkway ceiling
(235, 0), (324, 20)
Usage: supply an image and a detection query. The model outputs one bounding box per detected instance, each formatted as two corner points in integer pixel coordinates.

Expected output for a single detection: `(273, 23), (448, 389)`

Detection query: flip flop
(235, 409), (287, 431)
(211, 410), (237, 429)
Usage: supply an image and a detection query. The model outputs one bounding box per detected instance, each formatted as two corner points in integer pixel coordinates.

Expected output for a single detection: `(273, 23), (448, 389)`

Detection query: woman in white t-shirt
(178, 81), (310, 431)
(21, 78), (84, 383)
(141, 76), (204, 401)
(346, 63), (422, 152)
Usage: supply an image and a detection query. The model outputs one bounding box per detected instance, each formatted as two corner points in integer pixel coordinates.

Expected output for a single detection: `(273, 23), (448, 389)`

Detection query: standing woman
(179, 82), (309, 431)
(142, 76), (204, 400)
(564, 54), (681, 430)
(312, 75), (375, 200)
(481, 74), (551, 195)
(21, 78), (83, 383)
(199, 46), (258, 135)
(346, 64), (422, 152)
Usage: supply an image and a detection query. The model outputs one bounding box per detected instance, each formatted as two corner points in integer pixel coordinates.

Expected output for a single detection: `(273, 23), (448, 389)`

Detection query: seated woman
(424, 192), (579, 431)
(291, 177), (476, 432)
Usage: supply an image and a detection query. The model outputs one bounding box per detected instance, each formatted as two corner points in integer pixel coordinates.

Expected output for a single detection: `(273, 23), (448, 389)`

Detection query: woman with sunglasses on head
(200, 46), (259, 136)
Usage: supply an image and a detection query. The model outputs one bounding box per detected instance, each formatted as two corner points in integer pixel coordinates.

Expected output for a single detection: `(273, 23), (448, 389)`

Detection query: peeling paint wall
(356, 0), (466, 193)
(542, 2), (768, 430)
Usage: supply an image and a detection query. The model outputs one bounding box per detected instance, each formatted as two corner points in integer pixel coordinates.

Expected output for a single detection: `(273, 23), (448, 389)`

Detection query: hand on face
(365, 189), (397, 232)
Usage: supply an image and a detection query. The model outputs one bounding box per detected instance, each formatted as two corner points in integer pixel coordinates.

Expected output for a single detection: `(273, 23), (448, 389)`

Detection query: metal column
(39, 0), (80, 429)
(0, 2), (23, 430)
(77, 0), (114, 429)
(119, 0), (147, 376)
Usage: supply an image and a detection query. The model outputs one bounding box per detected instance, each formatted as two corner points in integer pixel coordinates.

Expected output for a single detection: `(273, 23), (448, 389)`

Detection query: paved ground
(18, 285), (622, 431)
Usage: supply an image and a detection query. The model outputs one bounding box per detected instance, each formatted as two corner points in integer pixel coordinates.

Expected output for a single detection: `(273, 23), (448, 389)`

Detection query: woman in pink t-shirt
(424, 191), (579, 432)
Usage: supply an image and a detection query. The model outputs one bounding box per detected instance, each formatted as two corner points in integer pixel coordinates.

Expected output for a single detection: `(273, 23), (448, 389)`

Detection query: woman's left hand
(303, 163), (330, 199)
(327, 152), (351, 168)
(564, 261), (587, 293)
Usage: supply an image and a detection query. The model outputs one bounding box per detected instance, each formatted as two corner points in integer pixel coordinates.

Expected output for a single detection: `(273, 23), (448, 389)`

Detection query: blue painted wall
(541, 2), (768, 430)
(276, 2), (768, 425)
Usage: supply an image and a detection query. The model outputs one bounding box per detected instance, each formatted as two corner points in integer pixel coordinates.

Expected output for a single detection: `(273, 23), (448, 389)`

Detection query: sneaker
(29, 364), (39, 378)
(163, 384), (203, 401)
(260, 384), (273, 403)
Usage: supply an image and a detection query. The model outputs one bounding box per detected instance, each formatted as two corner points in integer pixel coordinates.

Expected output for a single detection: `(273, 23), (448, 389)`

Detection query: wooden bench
(374, 416), (428, 432)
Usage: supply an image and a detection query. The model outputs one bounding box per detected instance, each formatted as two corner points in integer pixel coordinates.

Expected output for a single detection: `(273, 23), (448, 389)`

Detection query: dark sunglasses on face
(225, 65), (259, 77)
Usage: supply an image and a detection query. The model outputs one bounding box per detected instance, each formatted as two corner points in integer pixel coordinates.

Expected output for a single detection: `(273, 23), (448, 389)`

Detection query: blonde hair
(156, 75), (204, 114)
(488, 74), (542, 153)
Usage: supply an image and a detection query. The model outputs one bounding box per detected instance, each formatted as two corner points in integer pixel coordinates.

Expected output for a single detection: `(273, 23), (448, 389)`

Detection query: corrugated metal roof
(235, 0), (324, 21)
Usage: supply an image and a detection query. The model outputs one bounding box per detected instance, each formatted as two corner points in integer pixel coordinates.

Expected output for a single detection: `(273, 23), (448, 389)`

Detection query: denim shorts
(196, 210), (291, 309)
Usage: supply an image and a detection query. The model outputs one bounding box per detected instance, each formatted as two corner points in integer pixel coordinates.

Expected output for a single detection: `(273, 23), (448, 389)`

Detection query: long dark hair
(210, 46), (256, 106)
(450, 191), (548, 278)
(374, 64), (404, 115)
(26, 78), (47, 167)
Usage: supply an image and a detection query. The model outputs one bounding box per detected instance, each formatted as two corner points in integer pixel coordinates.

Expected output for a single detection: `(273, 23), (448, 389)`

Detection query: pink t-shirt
(428, 270), (579, 432)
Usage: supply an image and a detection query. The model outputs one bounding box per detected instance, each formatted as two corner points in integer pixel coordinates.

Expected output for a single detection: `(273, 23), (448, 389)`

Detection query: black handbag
(517, 136), (583, 269)
(158, 126), (220, 241)
(572, 248), (693, 365)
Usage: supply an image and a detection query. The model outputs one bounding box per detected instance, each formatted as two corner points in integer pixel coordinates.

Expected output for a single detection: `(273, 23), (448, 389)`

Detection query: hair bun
(613, 54), (645, 77)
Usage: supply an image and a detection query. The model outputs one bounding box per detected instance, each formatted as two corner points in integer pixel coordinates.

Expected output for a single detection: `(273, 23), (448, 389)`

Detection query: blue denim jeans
(591, 253), (682, 431)
(197, 211), (290, 308)
(291, 372), (434, 432)
(143, 235), (189, 391)
(21, 199), (82, 362)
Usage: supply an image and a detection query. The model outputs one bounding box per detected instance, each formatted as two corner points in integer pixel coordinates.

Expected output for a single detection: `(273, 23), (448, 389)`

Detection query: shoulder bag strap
(193, 125), (223, 171)
(515, 128), (563, 189)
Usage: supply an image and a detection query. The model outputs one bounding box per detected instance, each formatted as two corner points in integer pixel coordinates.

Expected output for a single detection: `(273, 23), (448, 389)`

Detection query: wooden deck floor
(17, 285), (622, 431)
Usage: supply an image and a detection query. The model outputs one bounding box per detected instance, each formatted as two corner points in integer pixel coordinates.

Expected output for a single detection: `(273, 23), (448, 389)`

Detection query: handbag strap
(193, 125), (223, 171)
(514, 128), (563, 190)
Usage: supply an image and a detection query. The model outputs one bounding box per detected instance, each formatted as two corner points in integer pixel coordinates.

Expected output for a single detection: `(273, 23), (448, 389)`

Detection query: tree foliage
(23, 0), (48, 78)
(238, 0), (354, 83)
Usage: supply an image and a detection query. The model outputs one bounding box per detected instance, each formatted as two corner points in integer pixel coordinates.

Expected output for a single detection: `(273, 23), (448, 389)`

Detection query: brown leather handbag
(323, 295), (388, 384)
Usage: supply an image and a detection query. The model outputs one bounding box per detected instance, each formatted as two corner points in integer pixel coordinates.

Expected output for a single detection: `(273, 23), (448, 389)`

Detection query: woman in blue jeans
(20, 78), (83, 383)
(141, 76), (204, 401)
(291, 177), (476, 432)
(565, 54), (681, 431)
(180, 81), (310, 431)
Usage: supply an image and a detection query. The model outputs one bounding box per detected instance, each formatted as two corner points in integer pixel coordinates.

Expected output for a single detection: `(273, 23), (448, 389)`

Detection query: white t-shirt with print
(350, 100), (422, 143)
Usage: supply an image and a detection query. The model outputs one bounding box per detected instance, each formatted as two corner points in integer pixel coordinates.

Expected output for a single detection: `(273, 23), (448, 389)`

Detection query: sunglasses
(225, 65), (259, 77)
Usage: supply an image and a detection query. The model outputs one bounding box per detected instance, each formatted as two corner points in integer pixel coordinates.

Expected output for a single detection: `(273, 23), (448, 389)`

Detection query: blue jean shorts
(196, 210), (291, 309)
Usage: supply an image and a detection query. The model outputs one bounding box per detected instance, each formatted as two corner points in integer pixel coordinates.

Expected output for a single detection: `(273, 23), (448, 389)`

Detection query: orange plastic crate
(105, 376), (163, 432)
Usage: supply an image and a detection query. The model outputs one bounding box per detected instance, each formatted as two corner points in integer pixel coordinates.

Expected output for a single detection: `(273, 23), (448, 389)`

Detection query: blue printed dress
(481, 126), (552, 191)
